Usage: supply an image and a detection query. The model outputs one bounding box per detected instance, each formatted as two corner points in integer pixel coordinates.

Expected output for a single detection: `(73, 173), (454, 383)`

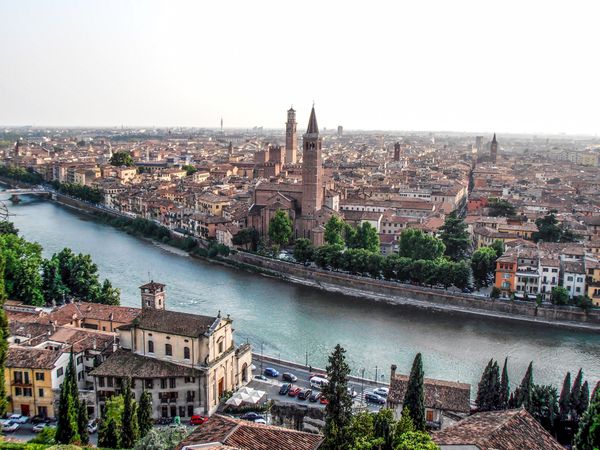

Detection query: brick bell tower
(285, 107), (298, 164)
(139, 281), (166, 310)
(301, 105), (323, 219)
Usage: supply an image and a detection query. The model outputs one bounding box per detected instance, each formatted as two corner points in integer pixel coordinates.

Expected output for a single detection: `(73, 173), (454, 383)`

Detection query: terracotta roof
(433, 408), (563, 450)
(6, 347), (63, 369)
(122, 309), (218, 337)
(48, 302), (140, 326)
(90, 349), (203, 378)
(388, 374), (471, 414)
(177, 415), (323, 450)
(139, 281), (166, 290)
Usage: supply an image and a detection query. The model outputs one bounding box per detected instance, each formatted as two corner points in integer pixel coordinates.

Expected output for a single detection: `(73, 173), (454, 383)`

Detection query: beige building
(91, 282), (252, 418)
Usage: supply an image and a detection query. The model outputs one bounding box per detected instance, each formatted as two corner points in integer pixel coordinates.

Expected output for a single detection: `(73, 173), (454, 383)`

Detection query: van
(310, 376), (329, 389)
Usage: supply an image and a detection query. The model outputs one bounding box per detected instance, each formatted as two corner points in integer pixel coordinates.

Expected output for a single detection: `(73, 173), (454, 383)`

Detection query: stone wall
(230, 252), (600, 328)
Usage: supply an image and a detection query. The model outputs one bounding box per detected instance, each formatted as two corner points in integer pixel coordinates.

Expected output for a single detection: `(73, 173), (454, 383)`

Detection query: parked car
(373, 387), (389, 397)
(310, 376), (329, 389)
(348, 387), (358, 398)
(264, 367), (279, 377)
(309, 391), (322, 402)
(87, 421), (98, 434)
(2, 421), (20, 432)
(240, 412), (265, 422)
(298, 388), (312, 400)
(282, 372), (298, 382)
(33, 423), (55, 433)
(190, 415), (208, 426)
(254, 374), (268, 381)
(9, 414), (29, 424)
(279, 383), (292, 395)
(287, 387), (302, 397)
(319, 395), (329, 405)
(253, 418), (267, 425)
(365, 393), (386, 404)
(31, 415), (51, 424)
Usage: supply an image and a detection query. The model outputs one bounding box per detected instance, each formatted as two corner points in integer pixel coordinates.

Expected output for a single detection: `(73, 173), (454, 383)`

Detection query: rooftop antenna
(148, 271), (151, 282)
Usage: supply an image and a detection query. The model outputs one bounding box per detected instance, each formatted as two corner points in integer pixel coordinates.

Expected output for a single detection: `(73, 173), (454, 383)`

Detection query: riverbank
(2, 179), (598, 331)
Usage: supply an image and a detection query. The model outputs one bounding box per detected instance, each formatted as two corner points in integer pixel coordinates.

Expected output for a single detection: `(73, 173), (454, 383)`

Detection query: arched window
(217, 337), (224, 354)
(184, 347), (190, 360)
(165, 343), (172, 356)
(148, 340), (154, 353)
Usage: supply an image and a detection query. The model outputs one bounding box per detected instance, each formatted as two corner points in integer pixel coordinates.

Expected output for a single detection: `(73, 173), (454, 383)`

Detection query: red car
(288, 387), (302, 397)
(319, 395), (329, 405)
(190, 415), (208, 425)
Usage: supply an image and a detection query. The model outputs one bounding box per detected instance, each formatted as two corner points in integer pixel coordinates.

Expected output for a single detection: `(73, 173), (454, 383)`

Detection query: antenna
(148, 271), (151, 282)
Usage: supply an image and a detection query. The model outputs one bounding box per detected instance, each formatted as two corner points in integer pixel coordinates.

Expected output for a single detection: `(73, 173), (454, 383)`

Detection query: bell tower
(139, 281), (166, 310)
(285, 107), (298, 164)
(301, 106), (323, 217)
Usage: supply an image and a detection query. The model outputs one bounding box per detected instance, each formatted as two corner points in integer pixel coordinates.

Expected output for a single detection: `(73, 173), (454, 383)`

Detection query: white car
(87, 422), (98, 434)
(9, 414), (29, 424)
(253, 418), (267, 425)
(33, 423), (55, 433)
(2, 421), (20, 432)
(373, 387), (389, 397)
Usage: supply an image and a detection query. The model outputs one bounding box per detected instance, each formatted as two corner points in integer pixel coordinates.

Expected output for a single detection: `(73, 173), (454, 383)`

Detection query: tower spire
(306, 105), (319, 135)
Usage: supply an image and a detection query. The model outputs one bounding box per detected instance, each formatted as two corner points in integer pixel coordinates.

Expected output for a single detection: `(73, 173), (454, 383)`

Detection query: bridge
(1, 188), (52, 203)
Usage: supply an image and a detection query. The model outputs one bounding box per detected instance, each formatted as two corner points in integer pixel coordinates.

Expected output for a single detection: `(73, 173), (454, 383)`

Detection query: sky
(0, 0), (599, 135)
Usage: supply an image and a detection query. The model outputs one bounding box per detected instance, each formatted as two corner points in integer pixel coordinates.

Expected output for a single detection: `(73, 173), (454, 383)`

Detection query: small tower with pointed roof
(490, 133), (498, 163)
(301, 106), (323, 221)
(139, 281), (166, 310)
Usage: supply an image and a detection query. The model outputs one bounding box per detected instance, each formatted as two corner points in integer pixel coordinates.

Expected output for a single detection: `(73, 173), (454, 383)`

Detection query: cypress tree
(499, 357), (510, 410)
(571, 369), (583, 419)
(322, 344), (353, 450)
(0, 252), (9, 415)
(138, 390), (153, 438)
(476, 359), (501, 411)
(403, 353), (425, 431)
(475, 359), (493, 411)
(55, 352), (80, 444)
(514, 361), (533, 409)
(78, 399), (89, 445)
(100, 416), (121, 449)
(121, 378), (140, 448)
(580, 381), (590, 416)
(559, 372), (571, 420)
(574, 381), (600, 450)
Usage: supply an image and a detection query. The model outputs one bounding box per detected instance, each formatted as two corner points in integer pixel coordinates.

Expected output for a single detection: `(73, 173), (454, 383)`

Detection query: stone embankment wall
(230, 252), (600, 329)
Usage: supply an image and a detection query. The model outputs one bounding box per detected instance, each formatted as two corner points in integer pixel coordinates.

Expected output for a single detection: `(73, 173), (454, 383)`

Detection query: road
(1, 422), (98, 445)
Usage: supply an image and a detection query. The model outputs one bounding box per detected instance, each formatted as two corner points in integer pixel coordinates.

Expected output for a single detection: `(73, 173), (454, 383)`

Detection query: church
(248, 106), (338, 246)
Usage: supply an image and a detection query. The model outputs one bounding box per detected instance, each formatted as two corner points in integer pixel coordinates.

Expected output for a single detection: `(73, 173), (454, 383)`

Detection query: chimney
(390, 364), (397, 380)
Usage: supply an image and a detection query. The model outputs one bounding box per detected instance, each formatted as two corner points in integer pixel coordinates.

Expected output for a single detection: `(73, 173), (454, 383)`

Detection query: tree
(559, 372), (571, 421)
(0, 252), (9, 415)
(513, 362), (534, 409)
(293, 238), (315, 263)
(133, 426), (189, 450)
(97, 279), (121, 305)
(551, 286), (569, 306)
(488, 199), (516, 217)
(450, 261), (471, 290)
(268, 210), (293, 248)
(533, 213), (562, 243)
(528, 384), (559, 434)
(574, 381), (600, 450)
(346, 411), (379, 450)
(499, 357), (510, 410)
(404, 353), (426, 431)
(490, 286), (501, 299)
(439, 212), (470, 261)
(394, 431), (440, 450)
(398, 229), (445, 261)
(475, 359), (500, 412)
(121, 378), (140, 448)
(42, 257), (68, 305)
(324, 216), (346, 247)
(0, 233), (44, 305)
(98, 395), (124, 449)
(78, 399), (89, 445)
(373, 408), (395, 450)
(138, 390), (153, 438)
(571, 369), (583, 420)
(471, 247), (497, 287)
(182, 164), (197, 176)
(322, 344), (353, 450)
(395, 406), (416, 438)
(490, 240), (505, 258)
(350, 222), (380, 253)
(110, 151), (134, 167)
(0, 221), (18, 235)
(55, 353), (80, 444)
(581, 381), (590, 416)
(232, 227), (259, 251)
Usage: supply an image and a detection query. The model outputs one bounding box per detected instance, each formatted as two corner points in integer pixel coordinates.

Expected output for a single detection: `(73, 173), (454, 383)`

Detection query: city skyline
(1, 0), (600, 135)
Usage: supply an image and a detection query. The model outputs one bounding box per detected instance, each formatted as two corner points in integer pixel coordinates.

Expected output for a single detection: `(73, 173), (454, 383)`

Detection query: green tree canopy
(0, 221), (18, 235)
(232, 227), (259, 251)
(404, 353), (426, 431)
(0, 233), (44, 305)
(121, 378), (140, 448)
(439, 212), (470, 261)
(551, 286), (569, 306)
(138, 390), (154, 438)
(324, 216), (346, 247)
(394, 431), (440, 450)
(268, 209), (293, 248)
(349, 222), (380, 253)
(322, 344), (353, 450)
(574, 381), (600, 450)
(398, 229), (445, 261)
(55, 353), (80, 445)
(98, 395), (124, 449)
(528, 384), (559, 434)
(471, 246), (498, 287)
(488, 198), (516, 217)
(293, 238), (315, 263)
(512, 362), (534, 409)
(476, 359), (501, 412)
(110, 151), (134, 167)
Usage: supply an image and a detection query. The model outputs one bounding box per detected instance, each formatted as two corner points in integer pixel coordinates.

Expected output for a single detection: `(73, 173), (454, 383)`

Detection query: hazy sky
(1, 0), (599, 134)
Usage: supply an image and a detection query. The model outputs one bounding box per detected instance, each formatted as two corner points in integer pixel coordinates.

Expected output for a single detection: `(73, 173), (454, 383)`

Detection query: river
(3, 195), (600, 392)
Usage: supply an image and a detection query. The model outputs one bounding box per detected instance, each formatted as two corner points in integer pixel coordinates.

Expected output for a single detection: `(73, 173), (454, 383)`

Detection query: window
(184, 377), (195, 383)
(188, 405), (194, 417)
(24, 372), (29, 384)
(184, 347), (190, 360)
(576, 287), (581, 293)
(107, 377), (113, 388)
(98, 377), (105, 387)
(15, 387), (22, 396)
(57, 368), (64, 378)
(161, 379), (167, 389)
(145, 379), (154, 389)
(23, 388), (32, 397)
(426, 410), (434, 422)
(218, 338), (224, 354)
(35, 372), (45, 381)
(38, 388), (44, 397)
(148, 341), (154, 353)
(165, 344), (172, 356)
(179, 406), (186, 417)
(568, 276), (573, 281)
(169, 378), (176, 389)
(77, 356), (83, 365)
(552, 268), (558, 273)
(14, 371), (23, 383)
(577, 277), (583, 282)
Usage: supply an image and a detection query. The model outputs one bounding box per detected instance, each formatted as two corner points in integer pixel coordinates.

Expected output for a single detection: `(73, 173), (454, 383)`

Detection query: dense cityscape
(1, 1), (600, 449)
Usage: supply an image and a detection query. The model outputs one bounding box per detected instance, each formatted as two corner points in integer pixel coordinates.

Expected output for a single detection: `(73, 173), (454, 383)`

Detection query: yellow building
(586, 260), (600, 306)
(5, 347), (70, 418)
(195, 193), (231, 217)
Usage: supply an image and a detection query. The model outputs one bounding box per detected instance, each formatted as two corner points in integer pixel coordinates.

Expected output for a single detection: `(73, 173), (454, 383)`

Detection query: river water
(3, 195), (600, 392)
